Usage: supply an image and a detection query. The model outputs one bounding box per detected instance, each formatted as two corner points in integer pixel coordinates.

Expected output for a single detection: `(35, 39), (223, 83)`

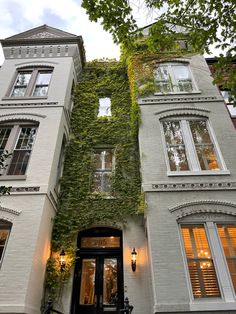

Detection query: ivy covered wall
(45, 61), (142, 295)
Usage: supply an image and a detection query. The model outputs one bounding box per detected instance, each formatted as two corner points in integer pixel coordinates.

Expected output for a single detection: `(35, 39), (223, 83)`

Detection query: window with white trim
(91, 149), (113, 193)
(0, 122), (37, 175)
(181, 223), (236, 299)
(97, 97), (111, 117)
(154, 63), (195, 93)
(162, 118), (224, 173)
(0, 220), (11, 265)
(10, 68), (52, 97)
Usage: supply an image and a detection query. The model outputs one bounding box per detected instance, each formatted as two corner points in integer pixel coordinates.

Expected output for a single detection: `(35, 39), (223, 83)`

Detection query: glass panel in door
(80, 259), (96, 305)
(103, 258), (118, 306)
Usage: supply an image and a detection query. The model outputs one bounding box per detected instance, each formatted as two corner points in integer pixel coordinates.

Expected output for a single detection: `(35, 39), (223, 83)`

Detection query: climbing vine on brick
(45, 61), (142, 297)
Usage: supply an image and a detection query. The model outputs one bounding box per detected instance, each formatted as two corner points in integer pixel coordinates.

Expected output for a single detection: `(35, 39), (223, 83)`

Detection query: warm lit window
(181, 223), (236, 299)
(0, 220), (11, 265)
(10, 68), (52, 97)
(97, 98), (111, 117)
(162, 119), (222, 172)
(0, 123), (37, 175)
(154, 63), (195, 93)
(217, 225), (236, 293)
(181, 225), (220, 298)
(91, 149), (113, 193)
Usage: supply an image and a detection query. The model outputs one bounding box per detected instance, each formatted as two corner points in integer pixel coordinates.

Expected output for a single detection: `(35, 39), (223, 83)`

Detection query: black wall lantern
(60, 249), (66, 271)
(131, 248), (137, 272)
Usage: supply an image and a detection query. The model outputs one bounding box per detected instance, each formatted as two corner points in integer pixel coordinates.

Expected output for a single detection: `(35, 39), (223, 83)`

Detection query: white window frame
(180, 221), (236, 305)
(161, 117), (229, 176)
(9, 67), (53, 98)
(0, 122), (37, 177)
(154, 62), (199, 94)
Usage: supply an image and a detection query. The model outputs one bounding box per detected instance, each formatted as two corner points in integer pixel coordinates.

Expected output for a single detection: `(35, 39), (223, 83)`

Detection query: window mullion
(27, 69), (38, 96)
(181, 120), (199, 171)
(206, 222), (235, 302)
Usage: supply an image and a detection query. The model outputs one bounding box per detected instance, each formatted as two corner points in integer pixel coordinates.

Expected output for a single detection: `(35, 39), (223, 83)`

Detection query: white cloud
(0, 0), (120, 65)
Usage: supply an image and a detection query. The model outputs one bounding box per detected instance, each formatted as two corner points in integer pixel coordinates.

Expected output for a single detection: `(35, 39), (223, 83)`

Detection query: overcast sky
(0, 0), (157, 65)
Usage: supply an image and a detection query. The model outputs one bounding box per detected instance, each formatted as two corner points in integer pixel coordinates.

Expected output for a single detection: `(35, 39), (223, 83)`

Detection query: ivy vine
(45, 61), (142, 297)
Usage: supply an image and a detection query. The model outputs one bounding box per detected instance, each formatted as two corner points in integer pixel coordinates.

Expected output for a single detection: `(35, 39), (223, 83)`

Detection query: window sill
(88, 193), (115, 200)
(2, 96), (48, 101)
(0, 175), (27, 181)
(154, 91), (201, 96)
(167, 170), (230, 176)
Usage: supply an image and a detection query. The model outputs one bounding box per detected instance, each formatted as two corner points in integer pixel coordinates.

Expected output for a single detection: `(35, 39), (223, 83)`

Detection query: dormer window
(154, 63), (195, 93)
(10, 68), (53, 98)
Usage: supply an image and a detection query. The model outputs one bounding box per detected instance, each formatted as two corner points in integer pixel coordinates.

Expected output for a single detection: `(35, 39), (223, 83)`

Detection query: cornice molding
(0, 101), (59, 107)
(139, 95), (221, 105)
(142, 181), (236, 192)
(11, 186), (40, 192)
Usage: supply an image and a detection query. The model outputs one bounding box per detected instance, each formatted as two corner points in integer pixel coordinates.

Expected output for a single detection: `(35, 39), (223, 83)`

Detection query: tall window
(181, 223), (236, 299)
(91, 149), (113, 193)
(181, 225), (220, 298)
(97, 98), (111, 117)
(0, 123), (37, 175)
(0, 220), (11, 265)
(10, 68), (52, 97)
(162, 119), (221, 172)
(154, 63), (195, 93)
(217, 225), (236, 292)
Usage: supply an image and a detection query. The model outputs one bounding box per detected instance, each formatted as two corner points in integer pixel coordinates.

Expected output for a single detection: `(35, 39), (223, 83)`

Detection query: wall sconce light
(131, 248), (137, 272)
(60, 249), (66, 271)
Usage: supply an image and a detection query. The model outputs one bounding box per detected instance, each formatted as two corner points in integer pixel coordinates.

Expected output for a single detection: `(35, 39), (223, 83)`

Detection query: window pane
(172, 65), (193, 92)
(103, 258), (118, 305)
(190, 121), (211, 144)
(181, 225), (220, 298)
(33, 71), (52, 96)
(98, 98), (111, 117)
(163, 121), (184, 145)
(163, 121), (189, 171)
(167, 146), (189, 171)
(91, 172), (112, 193)
(154, 66), (172, 92)
(195, 146), (219, 170)
(80, 259), (96, 305)
(33, 86), (49, 97)
(217, 225), (236, 292)
(11, 72), (32, 97)
(189, 121), (219, 171)
(0, 128), (11, 151)
(95, 150), (112, 169)
(7, 127), (37, 175)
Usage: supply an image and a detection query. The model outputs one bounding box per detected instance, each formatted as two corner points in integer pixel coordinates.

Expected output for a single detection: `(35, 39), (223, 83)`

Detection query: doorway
(71, 227), (124, 314)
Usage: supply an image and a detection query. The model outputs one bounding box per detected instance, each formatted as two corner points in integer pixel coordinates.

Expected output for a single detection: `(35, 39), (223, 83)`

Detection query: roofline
(0, 36), (86, 66)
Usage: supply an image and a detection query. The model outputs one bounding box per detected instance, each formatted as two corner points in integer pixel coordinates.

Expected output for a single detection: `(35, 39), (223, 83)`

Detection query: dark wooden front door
(71, 228), (124, 314)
